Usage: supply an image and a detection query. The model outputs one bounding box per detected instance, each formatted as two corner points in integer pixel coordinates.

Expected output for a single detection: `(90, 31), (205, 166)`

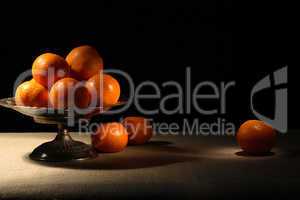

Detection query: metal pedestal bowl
(0, 98), (125, 162)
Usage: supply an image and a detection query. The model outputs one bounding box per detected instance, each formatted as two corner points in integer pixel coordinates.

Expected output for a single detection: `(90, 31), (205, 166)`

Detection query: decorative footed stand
(29, 124), (97, 161)
(0, 97), (125, 162)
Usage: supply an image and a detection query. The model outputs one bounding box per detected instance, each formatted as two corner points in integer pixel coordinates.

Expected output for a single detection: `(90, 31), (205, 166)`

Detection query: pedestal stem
(56, 124), (72, 141)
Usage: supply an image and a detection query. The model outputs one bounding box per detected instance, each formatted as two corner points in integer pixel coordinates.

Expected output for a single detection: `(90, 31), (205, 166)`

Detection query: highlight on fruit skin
(66, 45), (103, 80)
(49, 77), (91, 109)
(122, 116), (153, 145)
(86, 73), (121, 106)
(15, 79), (49, 107)
(237, 120), (276, 154)
(32, 53), (70, 88)
(91, 122), (128, 153)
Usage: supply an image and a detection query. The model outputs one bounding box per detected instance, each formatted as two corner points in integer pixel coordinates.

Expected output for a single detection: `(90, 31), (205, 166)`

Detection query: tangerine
(86, 73), (120, 106)
(66, 45), (103, 80)
(15, 79), (48, 107)
(92, 122), (128, 153)
(237, 120), (276, 154)
(122, 116), (153, 145)
(32, 53), (70, 88)
(49, 77), (90, 109)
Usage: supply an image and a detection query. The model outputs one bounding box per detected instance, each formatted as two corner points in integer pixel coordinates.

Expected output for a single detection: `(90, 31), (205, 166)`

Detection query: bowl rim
(0, 97), (127, 118)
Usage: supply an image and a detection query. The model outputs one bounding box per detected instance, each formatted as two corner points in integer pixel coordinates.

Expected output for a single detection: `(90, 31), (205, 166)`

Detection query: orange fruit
(86, 73), (120, 106)
(66, 45), (103, 80)
(237, 120), (276, 154)
(122, 116), (153, 145)
(32, 53), (70, 88)
(15, 79), (48, 107)
(49, 77), (90, 109)
(92, 122), (128, 153)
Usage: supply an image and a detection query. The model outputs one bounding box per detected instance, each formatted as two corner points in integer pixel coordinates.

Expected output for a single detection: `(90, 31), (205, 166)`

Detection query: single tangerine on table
(237, 120), (276, 154)
(91, 122), (128, 153)
(122, 116), (153, 145)
(86, 73), (121, 106)
(32, 53), (70, 88)
(15, 79), (48, 107)
(49, 77), (90, 109)
(66, 45), (103, 80)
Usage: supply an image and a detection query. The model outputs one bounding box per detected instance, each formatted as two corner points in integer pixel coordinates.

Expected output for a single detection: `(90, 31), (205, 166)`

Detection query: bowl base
(29, 126), (97, 162)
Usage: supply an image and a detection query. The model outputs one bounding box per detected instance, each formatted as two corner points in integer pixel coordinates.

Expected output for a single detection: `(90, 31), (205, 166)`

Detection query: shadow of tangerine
(142, 140), (173, 146)
(235, 151), (275, 157)
(134, 140), (200, 154)
(284, 148), (300, 158)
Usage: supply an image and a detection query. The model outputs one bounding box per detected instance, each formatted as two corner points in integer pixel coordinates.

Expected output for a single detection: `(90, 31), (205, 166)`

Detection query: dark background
(0, 1), (294, 132)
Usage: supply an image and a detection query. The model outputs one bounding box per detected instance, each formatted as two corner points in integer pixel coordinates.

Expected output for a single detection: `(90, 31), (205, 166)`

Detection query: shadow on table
(24, 140), (200, 170)
(235, 148), (300, 158)
(284, 148), (300, 158)
(131, 140), (200, 154)
(235, 151), (275, 157)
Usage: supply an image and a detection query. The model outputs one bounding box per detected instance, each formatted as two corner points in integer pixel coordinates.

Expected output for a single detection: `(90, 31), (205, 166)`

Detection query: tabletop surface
(0, 132), (299, 199)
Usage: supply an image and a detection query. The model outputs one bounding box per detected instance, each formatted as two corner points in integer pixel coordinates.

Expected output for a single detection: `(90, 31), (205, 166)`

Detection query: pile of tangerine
(15, 45), (152, 153)
(15, 45), (120, 109)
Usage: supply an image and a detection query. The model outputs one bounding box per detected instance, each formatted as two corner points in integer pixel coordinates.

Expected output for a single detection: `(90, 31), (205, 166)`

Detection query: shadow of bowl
(24, 140), (200, 170)
(25, 154), (198, 170)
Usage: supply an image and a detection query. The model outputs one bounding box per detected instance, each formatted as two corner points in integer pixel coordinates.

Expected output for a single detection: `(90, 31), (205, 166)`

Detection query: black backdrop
(0, 1), (295, 132)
